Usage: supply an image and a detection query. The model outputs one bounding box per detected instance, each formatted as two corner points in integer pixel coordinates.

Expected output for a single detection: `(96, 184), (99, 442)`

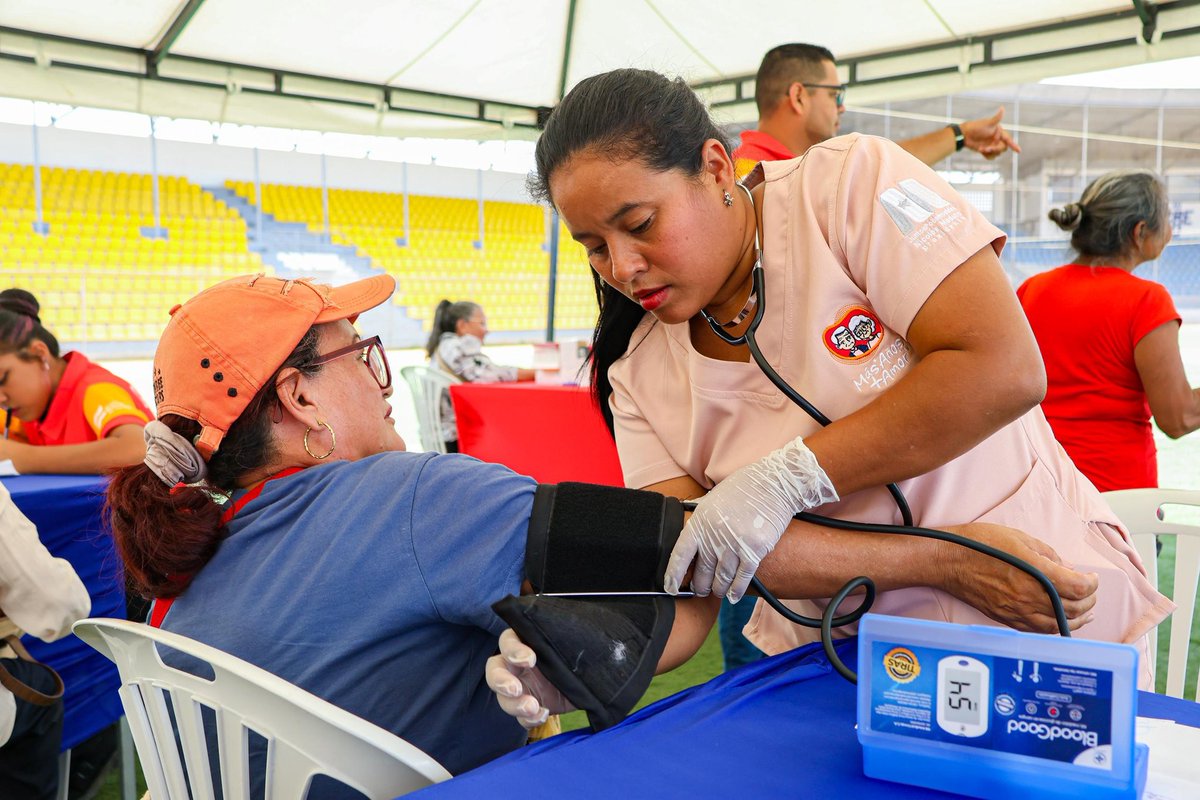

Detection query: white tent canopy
(0, 0), (1197, 137)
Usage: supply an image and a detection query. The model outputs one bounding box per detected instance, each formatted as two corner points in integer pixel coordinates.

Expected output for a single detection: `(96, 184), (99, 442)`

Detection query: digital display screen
(943, 668), (981, 724)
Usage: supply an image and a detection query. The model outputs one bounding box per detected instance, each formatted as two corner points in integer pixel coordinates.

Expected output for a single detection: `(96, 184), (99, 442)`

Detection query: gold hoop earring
(303, 420), (336, 460)
(723, 190), (734, 207)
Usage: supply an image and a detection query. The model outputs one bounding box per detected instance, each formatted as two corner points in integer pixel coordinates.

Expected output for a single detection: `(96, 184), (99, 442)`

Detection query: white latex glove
(486, 628), (577, 729)
(665, 436), (838, 603)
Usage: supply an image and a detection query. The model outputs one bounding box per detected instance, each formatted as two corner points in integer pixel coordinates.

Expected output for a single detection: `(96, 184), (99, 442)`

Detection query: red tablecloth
(449, 382), (623, 486)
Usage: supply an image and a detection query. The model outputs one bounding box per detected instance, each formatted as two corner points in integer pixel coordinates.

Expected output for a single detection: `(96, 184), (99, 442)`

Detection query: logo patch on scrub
(823, 306), (884, 361)
(877, 178), (966, 250)
(883, 647), (921, 683)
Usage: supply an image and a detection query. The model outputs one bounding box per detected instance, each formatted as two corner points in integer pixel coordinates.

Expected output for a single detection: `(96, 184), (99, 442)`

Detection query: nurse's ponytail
(588, 281), (647, 434)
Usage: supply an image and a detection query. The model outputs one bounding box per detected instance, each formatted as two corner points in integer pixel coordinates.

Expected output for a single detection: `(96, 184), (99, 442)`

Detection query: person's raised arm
(0, 422), (146, 474)
(899, 108), (1020, 167)
(1135, 320), (1200, 438)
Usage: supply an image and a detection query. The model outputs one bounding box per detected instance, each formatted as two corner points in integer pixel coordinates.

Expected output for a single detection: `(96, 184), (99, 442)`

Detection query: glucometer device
(857, 614), (1148, 800)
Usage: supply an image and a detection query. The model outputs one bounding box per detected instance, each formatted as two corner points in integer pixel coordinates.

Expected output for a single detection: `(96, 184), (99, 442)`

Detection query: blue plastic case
(857, 614), (1148, 800)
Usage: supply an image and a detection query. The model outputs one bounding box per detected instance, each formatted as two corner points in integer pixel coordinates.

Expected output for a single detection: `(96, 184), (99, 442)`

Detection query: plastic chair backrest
(72, 618), (451, 800)
(1102, 488), (1200, 699)
(399, 365), (459, 453)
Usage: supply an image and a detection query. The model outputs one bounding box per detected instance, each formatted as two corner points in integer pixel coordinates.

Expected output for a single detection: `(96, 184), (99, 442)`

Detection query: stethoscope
(690, 182), (1068, 683)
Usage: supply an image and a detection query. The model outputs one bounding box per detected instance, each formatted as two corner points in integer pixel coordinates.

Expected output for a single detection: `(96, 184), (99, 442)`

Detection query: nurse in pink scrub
(493, 68), (1169, 715)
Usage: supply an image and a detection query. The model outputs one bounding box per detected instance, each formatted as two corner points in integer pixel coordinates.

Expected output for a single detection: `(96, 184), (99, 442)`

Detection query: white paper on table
(0, 459), (18, 477)
(1137, 716), (1200, 798)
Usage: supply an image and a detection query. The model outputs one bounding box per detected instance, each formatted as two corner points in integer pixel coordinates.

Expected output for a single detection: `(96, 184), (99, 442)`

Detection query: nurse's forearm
(802, 247), (1044, 497)
(804, 351), (1037, 496)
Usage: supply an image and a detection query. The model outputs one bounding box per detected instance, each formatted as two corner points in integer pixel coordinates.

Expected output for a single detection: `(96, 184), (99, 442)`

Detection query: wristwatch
(948, 123), (965, 152)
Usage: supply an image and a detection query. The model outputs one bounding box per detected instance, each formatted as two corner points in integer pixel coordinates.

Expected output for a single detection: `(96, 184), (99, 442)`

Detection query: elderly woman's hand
(486, 629), (575, 729)
(938, 522), (1099, 634)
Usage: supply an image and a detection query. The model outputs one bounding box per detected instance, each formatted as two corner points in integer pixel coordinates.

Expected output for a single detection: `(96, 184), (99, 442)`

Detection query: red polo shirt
(10, 351), (151, 445)
(733, 130), (796, 179)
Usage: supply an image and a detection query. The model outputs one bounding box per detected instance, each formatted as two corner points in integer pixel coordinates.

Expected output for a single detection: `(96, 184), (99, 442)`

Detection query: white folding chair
(1102, 488), (1200, 699)
(72, 618), (451, 800)
(399, 365), (459, 453)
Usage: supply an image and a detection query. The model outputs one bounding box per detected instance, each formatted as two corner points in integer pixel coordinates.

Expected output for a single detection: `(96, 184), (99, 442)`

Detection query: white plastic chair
(1102, 488), (1200, 699)
(399, 365), (459, 453)
(72, 618), (451, 799)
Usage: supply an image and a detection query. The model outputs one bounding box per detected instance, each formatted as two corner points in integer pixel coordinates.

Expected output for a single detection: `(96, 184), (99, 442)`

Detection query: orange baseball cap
(153, 273), (396, 458)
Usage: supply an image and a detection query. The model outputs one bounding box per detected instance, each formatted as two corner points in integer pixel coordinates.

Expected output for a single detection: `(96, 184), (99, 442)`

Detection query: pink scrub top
(608, 134), (1171, 688)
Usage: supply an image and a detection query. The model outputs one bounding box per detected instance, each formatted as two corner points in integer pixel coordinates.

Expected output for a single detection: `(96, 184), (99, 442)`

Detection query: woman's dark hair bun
(0, 289), (41, 324)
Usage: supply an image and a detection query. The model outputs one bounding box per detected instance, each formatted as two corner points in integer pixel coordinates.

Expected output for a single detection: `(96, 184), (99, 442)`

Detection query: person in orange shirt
(0, 289), (150, 474)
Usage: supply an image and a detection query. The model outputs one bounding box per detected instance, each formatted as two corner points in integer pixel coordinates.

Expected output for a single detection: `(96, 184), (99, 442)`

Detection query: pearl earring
(723, 190), (733, 207)
(42, 360), (49, 371)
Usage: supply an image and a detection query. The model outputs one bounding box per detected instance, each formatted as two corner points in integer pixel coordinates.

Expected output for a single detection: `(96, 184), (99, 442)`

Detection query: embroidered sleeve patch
(824, 306), (885, 362)
(878, 178), (965, 250)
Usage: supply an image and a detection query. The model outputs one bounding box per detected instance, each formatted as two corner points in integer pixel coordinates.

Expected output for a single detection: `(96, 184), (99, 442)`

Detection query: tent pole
(402, 160), (410, 247)
(546, 208), (559, 343)
(476, 168), (485, 251)
(150, 116), (163, 235)
(253, 146), (263, 246)
(31, 116), (47, 235)
(1009, 96), (1020, 270)
(1080, 102), (1089, 196)
(320, 150), (332, 244)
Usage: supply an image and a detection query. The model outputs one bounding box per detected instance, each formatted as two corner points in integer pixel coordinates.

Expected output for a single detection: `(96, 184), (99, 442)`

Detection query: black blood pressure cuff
(490, 483), (686, 731)
(493, 594), (675, 732)
(524, 482), (685, 594)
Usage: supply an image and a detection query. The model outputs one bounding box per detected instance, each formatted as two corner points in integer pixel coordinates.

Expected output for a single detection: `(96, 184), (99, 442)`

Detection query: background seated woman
(0, 288), (150, 474)
(425, 299), (534, 451)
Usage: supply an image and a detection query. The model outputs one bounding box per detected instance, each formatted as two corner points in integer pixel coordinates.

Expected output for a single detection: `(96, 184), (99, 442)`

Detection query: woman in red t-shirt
(0, 289), (151, 474)
(1018, 170), (1200, 491)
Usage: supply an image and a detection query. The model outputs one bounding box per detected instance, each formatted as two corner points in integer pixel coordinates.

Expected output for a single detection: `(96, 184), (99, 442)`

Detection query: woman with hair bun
(424, 299), (534, 451)
(0, 288), (151, 473)
(1018, 170), (1198, 491)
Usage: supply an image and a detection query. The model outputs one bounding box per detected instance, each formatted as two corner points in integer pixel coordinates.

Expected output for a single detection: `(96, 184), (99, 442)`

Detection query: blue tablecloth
(410, 638), (1200, 799)
(4, 474), (125, 750)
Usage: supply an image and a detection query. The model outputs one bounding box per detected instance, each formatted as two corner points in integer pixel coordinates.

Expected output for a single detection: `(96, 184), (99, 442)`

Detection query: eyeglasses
(307, 335), (391, 391)
(800, 82), (846, 107)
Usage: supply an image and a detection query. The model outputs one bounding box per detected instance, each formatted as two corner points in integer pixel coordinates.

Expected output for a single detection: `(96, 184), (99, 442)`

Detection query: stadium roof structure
(0, 0), (1198, 139)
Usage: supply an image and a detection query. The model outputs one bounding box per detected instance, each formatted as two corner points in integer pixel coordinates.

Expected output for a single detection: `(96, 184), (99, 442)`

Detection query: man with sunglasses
(732, 42), (1020, 180)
